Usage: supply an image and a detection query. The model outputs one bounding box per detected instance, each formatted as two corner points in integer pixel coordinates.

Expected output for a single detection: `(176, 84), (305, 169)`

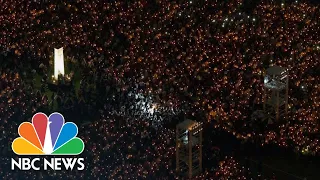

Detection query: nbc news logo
(11, 112), (85, 171)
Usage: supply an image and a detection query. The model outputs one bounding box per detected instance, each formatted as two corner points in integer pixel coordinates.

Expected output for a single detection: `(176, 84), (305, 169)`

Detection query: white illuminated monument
(54, 47), (65, 80)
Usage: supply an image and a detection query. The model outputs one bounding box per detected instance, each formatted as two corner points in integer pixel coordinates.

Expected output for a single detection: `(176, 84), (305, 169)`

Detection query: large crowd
(0, 0), (319, 179)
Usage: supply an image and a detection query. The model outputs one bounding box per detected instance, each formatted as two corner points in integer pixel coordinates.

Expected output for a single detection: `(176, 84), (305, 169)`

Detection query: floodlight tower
(176, 119), (203, 178)
(263, 66), (289, 121)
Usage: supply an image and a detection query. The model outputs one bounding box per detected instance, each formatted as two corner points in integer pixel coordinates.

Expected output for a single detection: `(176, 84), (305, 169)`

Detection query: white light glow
(148, 104), (157, 114)
(127, 92), (181, 129)
(264, 76), (269, 84)
(183, 130), (188, 143)
(54, 47), (65, 80)
(280, 75), (287, 80)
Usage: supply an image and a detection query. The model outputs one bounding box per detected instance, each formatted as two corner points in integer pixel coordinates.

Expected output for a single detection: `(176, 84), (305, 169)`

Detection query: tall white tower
(54, 47), (65, 80)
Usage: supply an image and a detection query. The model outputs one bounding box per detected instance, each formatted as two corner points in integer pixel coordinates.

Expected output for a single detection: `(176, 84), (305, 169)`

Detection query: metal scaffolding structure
(176, 119), (203, 178)
(263, 66), (289, 121)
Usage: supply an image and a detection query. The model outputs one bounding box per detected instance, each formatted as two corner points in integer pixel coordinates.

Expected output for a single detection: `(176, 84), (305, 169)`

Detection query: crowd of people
(0, 0), (319, 179)
(0, 66), (48, 149)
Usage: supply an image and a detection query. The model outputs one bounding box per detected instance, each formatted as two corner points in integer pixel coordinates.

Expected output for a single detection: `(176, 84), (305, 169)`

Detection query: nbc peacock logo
(11, 112), (85, 171)
(12, 112), (84, 155)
